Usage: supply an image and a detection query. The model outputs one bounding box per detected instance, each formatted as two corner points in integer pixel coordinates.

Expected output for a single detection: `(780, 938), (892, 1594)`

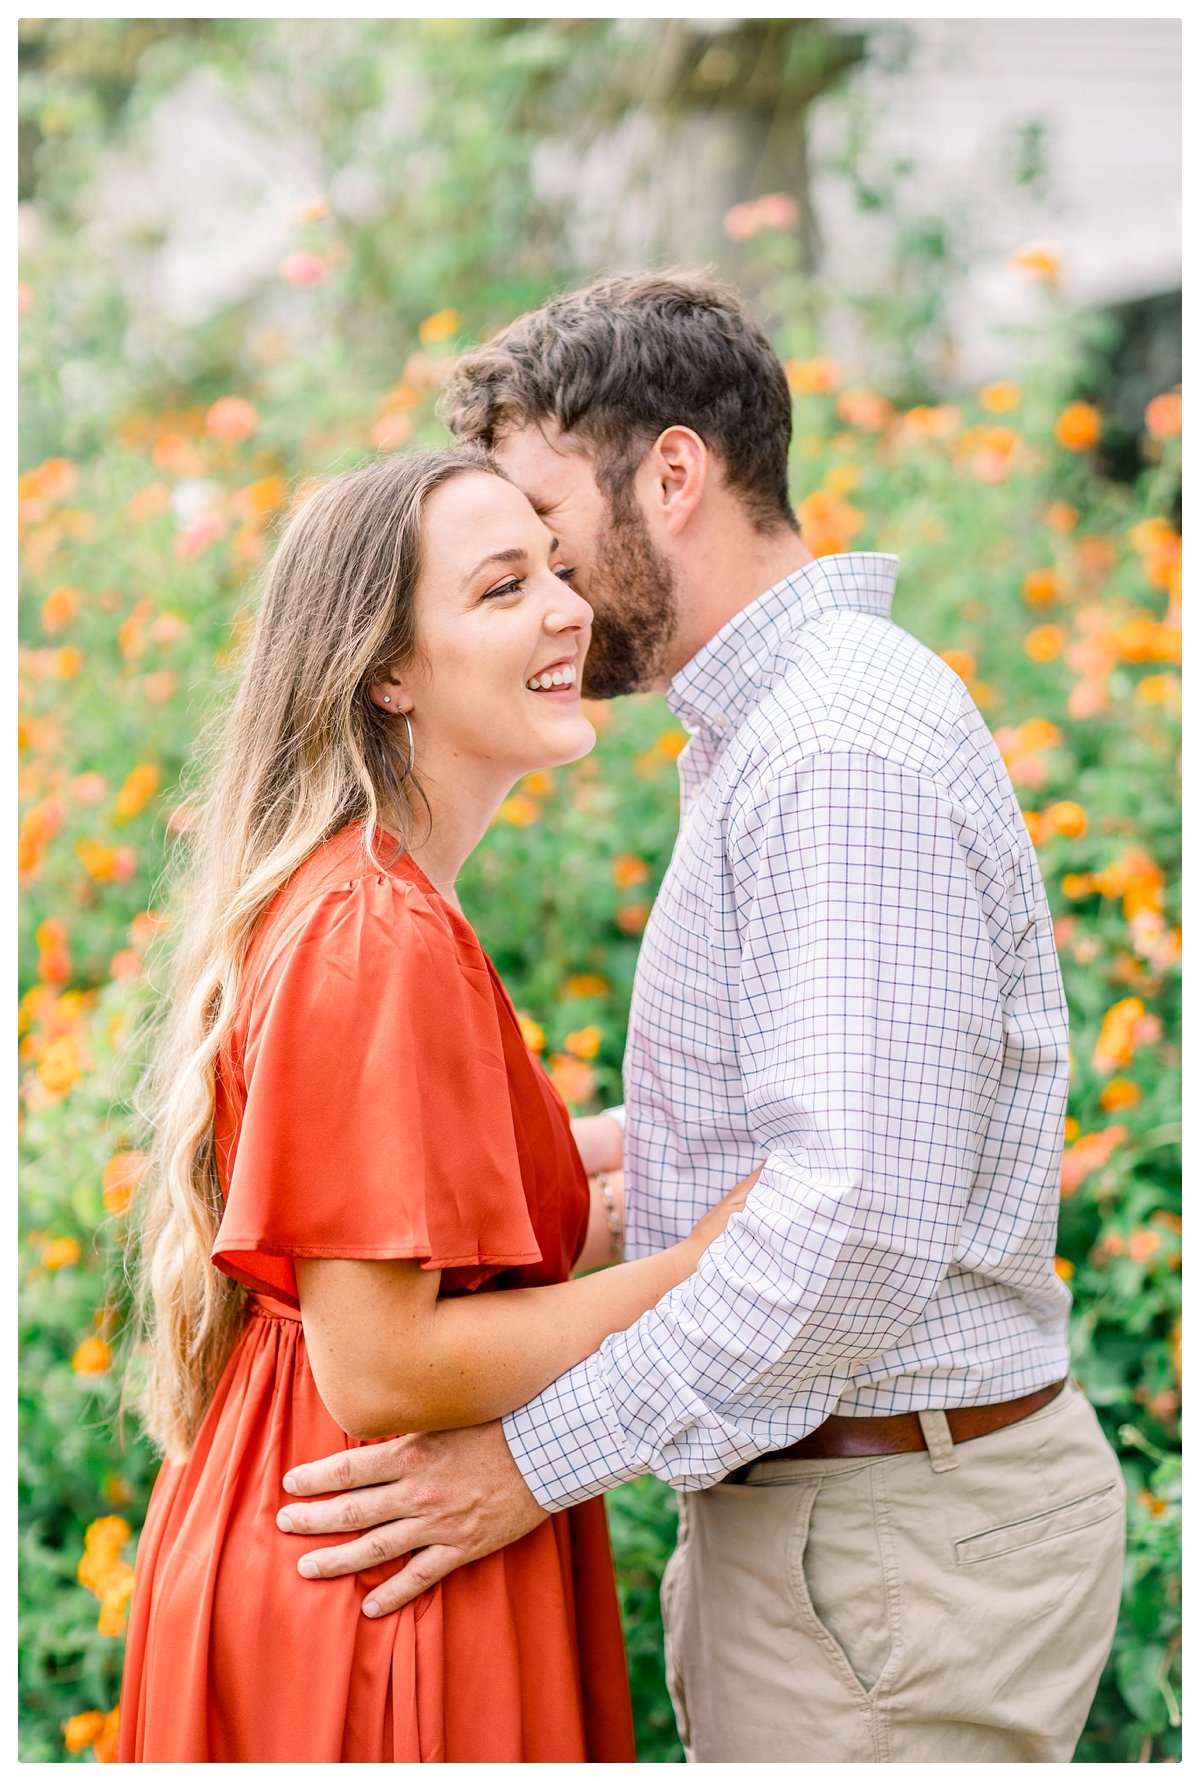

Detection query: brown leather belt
(728, 1380), (1067, 1479)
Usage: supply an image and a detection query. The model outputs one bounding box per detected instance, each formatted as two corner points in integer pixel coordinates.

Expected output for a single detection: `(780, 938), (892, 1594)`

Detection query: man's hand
(277, 1420), (548, 1617)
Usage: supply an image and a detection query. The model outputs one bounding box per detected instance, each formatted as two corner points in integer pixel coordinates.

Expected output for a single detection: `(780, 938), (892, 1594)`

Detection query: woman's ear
(368, 675), (413, 714)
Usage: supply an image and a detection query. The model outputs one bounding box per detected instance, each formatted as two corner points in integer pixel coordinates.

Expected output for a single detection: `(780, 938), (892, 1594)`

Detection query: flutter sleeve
(212, 872), (542, 1306)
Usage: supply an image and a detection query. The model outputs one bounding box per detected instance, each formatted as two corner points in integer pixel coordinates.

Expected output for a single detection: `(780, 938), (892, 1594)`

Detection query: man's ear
(648, 426), (708, 535)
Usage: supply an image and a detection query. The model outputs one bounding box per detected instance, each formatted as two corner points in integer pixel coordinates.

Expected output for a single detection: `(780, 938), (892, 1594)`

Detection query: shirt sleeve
(212, 872), (541, 1306)
(504, 750), (1014, 1507)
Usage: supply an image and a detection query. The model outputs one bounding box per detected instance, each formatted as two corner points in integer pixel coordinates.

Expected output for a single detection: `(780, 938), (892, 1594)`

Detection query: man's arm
(281, 751), (1009, 1603)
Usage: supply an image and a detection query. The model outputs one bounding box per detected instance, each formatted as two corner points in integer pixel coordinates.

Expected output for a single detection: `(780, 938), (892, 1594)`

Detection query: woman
(118, 447), (755, 1762)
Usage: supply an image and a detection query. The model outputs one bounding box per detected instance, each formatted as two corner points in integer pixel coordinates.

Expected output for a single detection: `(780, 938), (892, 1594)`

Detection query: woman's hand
(683, 1163), (763, 1258)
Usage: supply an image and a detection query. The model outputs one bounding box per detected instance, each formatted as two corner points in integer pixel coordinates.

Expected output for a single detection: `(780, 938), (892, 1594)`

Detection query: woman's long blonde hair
(131, 445), (493, 1458)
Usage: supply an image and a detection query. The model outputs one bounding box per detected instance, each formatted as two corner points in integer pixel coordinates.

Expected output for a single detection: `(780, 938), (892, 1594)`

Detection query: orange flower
(63, 1711), (107, 1754)
(231, 475), (288, 522)
(417, 308), (462, 346)
(1053, 1255), (1074, 1281)
(175, 512), (227, 560)
(52, 645), (84, 680)
(1092, 848), (1164, 919)
(126, 481), (172, 522)
(42, 1235), (82, 1270)
(798, 487), (864, 556)
(1045, 501), (1078, 534)
(1045, 800), (1088, 839)
(654, 729), (687, 761)
(1064, 1116), (1081, 1142)
(563, 973), (610, 998)
(1111, 615), (1181, 665)
(1060, 1125), (1127, 1196)
(94, 1707), (120, 1763)
(72, 1336), (112, 1375)
(547, 1052), (597, 1107)
(1067, 677), (1110, 721)
(103, 1150), (147, 1215)
(565, 1025), (602, 1060)
(41, 583), (82, 634)
(1010, 241), (1060, 282)
(1092, 997), (1146, 1074)
(113, 762), (160, 825)
(1127, 1228), (1162, 1265)
(835, 388), (892, 432)
(1060, 873), (1094, 900)
(495, 794), (539, 828)
(1022, 567), (1060, 606)
(1023, 810), (1048, 847)
(612, 853), (651, 890)
(1054, 402), (1102, 452)
(516, 1013), (544, 1054)
(898, 404), (960, 442)
(370, 412), (413, 452)
(939, 649), (976, 682)
(152, 431), (206, 476)
(979, 381), (1021, 414)
(110, 948), (142, 982)
(1099, 1078), (1141, 1113)
(1024, 624), (1065, 663)
(786, 356), (842, 395)
(130, 909), (171, 946)
(206, 396), (259, 441)
(1144, 389), (1181, 440)
(76, 838), (119, 881)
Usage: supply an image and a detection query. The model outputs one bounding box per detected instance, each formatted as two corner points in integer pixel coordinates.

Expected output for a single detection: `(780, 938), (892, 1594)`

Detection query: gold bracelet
(598, 1172), (623, 1263)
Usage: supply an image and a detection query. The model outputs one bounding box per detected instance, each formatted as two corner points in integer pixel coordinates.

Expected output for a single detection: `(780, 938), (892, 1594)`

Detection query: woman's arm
(296, 1168), (757, 1442)
(574, 1169), (624, 1274)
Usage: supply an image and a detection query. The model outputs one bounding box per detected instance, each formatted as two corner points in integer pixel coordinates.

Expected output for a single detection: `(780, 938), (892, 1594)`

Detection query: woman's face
(389, 471), (596, 792)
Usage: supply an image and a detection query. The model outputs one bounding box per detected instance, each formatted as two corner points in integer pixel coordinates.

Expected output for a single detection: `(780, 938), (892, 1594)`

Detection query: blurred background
(18, 18), (1181, 1764)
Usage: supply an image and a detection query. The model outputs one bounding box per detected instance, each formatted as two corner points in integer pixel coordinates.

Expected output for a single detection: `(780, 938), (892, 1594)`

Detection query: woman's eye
(555, 566), (579, 584)
(483, 578), (523, 601)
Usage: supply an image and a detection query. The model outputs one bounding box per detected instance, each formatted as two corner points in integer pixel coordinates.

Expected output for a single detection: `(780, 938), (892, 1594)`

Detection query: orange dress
(118, 826), (635, 1763)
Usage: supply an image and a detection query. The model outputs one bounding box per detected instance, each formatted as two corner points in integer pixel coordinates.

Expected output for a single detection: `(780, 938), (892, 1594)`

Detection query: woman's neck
(390, 765), (515, 906)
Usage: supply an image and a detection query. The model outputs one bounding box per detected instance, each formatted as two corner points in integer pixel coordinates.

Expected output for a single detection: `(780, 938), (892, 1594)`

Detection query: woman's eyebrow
(460, 537), (562, 589)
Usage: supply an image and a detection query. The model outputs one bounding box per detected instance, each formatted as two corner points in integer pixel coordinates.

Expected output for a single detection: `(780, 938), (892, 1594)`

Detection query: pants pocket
(954, 1481), (1122, 1565)
(788, 1473), (897, 1700)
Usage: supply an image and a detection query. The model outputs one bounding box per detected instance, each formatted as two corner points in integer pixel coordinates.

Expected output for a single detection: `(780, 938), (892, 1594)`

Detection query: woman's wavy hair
(130, 444), (493, 1458)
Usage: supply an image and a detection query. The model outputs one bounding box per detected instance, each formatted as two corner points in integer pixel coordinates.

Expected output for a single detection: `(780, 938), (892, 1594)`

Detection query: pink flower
(281, 251), (330, 288)
(174, 512), (227, 561)
(723, 193), (799, 242)
(206, 396), (259, 442)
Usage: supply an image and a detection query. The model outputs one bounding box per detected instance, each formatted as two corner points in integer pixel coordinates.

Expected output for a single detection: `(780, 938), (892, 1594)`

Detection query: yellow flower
(76, 838), (118, 881)
(565, 1024), (602, 1060)
(979, 381), (1021, 414)
(1010, 241), (1060, 282)
(516, 1013), (545, 1054)
(1092, 998), (1146, 1074)
(521, 770), (555, 798)
(1053, 1255), (1075, 1282)
(72, 1336), (112, 1376)
(1022, 567), (1060, 606)
(823, 463), (860, 496)
(563, 973), (610, 998)
(495, 794), (539, 828)
(417, 308), (462, 346)
(38, 1035), (83, 1094)
(785, 356), (842, 395)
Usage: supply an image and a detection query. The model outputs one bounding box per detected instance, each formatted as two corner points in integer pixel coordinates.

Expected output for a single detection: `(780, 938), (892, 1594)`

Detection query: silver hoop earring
(400, 709), (415, 782)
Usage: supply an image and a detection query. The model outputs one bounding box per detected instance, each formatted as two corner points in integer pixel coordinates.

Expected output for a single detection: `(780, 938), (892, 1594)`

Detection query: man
(276, 272), (1125, 1761)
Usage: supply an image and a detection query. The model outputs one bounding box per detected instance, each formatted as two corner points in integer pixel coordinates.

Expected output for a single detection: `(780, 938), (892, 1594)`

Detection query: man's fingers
(282, 1435), (422, 1499)
(293, 1520), (429, 1580)
(362, 1545), (468, 1619)
(277, 1481), (417, 1538)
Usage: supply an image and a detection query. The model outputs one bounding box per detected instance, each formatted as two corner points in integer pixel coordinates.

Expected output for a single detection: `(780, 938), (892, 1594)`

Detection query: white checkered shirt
(504, 553), (1071, 1507)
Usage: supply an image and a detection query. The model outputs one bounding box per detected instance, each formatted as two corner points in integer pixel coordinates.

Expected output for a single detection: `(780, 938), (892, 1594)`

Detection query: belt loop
(917, 1409), (960, 1473)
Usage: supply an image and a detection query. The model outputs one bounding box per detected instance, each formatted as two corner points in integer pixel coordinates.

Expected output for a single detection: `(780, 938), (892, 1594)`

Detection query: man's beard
(580, 496), (680, 700)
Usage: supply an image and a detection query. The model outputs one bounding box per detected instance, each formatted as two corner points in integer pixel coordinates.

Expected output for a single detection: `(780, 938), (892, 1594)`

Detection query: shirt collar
(666, 551), (900, 737)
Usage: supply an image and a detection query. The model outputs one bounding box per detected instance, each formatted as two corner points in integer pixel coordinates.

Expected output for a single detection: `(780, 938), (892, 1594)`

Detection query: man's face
(493, 422), (680, 699)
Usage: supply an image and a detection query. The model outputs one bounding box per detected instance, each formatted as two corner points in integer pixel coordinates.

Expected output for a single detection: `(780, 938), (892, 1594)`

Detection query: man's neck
(662, 526), (815, 688)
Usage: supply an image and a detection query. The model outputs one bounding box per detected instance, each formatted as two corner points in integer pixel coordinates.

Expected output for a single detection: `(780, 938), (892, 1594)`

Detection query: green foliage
(18, 16), (1180, 1764)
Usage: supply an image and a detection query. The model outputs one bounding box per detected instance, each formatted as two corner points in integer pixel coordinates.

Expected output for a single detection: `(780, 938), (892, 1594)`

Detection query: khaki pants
(661, 1381), (1125, 1762)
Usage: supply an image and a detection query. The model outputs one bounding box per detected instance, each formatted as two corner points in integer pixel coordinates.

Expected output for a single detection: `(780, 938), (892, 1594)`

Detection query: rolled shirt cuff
(502, 1354), (641, 1509)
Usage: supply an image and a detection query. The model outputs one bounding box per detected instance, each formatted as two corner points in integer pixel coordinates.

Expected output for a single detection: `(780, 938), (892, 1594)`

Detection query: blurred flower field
(19, 169), (1181, 1763)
